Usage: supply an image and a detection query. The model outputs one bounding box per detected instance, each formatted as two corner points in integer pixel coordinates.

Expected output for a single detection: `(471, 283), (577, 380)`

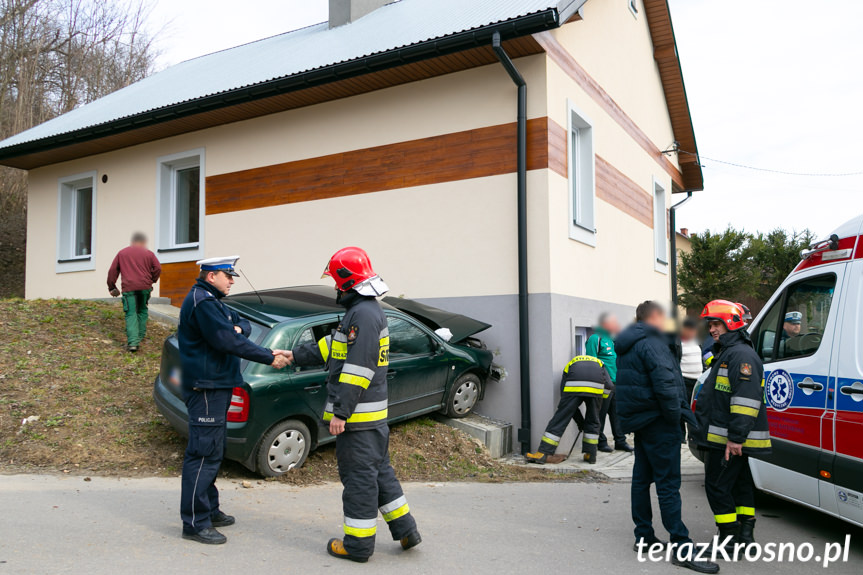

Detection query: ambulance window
(752, 300), (782, 362)
(776, 275), (836, 360)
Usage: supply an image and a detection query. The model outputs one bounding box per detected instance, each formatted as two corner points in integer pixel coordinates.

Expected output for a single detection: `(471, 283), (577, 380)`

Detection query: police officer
(286, 247), (420, 563)
(178, 256), (290, 545)
(695, 300), (772, 549)
(526, 355), (614, 465)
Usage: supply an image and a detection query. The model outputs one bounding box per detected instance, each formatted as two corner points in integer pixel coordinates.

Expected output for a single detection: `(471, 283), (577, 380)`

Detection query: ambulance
(735, 215), (863, 527)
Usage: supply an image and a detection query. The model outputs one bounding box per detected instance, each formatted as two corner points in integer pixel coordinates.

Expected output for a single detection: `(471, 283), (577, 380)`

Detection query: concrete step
(435, 413), (513, 458)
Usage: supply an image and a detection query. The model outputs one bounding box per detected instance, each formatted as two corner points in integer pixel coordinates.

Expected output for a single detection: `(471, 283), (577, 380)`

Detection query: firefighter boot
(400, 530), (422, 550)
(712, 522), (740, 558)
(739, 517), (756, 545)
(326, 538), (369, 563)
(583, 452), (597, 464)
(525, 452), (547, 464)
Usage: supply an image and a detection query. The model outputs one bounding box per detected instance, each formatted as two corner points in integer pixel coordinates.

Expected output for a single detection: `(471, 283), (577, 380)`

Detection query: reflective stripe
(707, 428), (771, 448)
(565, 381), (604, 389)
(379, 327), (389, 338)
(342, 363), (376, 381)
(715, 376), (730, 386)
(563, 385), (604, 395)
(583, 433), (599, 445)
(743, 438), (771, 448)
(564, 355), (603, 372)
(324, 403), (388, 423)
(331, 341), (348, 360)
(708, 425), (728, 437)
(333, 332), (348, 343)
(736, 506), (755, 516)
(317, 336), (331, 362)
(354, 399), (388, 413)
(541, 434), (560, 447)
(731, 396), (762, 409)
(380, 496), (410, 522)
(339, 373), (371, 388)
(344, 516), (377, 538)
(747, 430), (770, 440)
(543, 432), (561, 442)
(730, 405), (760, 417)
(717, 368), (728, 377)
(715, 513), (737, 524)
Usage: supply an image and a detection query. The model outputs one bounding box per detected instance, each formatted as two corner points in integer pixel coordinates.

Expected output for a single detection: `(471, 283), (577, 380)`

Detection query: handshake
(271, 349), (295, 370)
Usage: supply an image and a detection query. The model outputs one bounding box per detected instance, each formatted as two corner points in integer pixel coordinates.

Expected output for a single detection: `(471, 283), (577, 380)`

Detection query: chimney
(679, 227), (689, 237)
(329, 0), (391, 28)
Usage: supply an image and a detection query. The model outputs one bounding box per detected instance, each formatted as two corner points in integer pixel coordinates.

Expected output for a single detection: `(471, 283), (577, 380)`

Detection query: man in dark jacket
(525, 355), (614, 465)
(177, 256), (290, 545)
(106, 232), (161, 352)
(285, 247), (420, 563)
(616, 301), (717, 574)
(695, 300), (771, 549)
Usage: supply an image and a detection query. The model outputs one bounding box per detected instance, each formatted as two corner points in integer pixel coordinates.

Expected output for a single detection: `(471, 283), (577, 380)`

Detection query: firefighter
(694, 300), (772, 549)
(286, 247), (420, 563)
(526, 355), (614, 465)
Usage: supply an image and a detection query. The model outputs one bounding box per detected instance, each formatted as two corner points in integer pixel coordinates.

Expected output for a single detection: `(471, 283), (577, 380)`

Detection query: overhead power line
(677, 149), (863, 177)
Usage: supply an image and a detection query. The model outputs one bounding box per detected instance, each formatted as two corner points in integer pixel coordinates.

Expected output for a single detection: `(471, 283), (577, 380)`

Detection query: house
(0, 0), (702, 454)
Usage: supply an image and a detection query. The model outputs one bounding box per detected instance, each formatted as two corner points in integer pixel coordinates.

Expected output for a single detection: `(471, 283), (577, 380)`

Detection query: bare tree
(0, 0), (159, 298)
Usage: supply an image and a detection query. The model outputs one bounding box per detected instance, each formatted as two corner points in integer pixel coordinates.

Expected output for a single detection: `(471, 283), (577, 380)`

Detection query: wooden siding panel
(595, 155), (653, 228)
(160, 261), (201, 306)
(206, 118), (553, 215)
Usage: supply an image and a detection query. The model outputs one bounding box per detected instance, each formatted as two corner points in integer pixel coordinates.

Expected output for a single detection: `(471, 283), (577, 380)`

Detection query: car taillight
(227, 387), (250, 423)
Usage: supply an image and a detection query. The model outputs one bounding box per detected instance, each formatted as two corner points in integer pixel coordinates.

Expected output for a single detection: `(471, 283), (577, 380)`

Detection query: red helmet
(701, 299), (747, 331)
(323, 247), (377, 292)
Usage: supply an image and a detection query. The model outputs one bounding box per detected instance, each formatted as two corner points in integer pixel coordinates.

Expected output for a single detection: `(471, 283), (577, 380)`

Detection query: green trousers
(122, 290), (151, 347)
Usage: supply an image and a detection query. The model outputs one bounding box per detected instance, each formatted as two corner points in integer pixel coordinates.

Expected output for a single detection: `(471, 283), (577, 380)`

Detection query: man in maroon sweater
(107, 233), (162, 352)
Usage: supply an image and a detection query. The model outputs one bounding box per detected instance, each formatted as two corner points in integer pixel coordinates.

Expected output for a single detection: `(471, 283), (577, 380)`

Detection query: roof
(0, 0), (583, 165)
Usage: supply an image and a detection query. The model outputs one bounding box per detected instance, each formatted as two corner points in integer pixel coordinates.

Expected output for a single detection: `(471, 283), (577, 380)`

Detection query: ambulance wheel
(444, 373), (481, 418)
(257, 419), (310, 477)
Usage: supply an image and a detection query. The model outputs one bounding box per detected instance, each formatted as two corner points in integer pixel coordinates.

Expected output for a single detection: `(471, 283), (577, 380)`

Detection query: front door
(385, 315), (449, 419)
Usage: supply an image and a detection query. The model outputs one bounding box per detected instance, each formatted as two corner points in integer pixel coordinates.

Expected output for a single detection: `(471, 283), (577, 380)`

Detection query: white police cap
(197, 255), (240, 277)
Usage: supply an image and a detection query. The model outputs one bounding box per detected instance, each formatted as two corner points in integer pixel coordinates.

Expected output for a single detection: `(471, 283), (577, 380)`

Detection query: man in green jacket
(586, 313), (633, 452)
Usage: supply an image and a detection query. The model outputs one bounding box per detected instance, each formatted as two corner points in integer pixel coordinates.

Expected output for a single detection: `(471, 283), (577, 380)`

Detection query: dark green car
(153, 286), (497, 477)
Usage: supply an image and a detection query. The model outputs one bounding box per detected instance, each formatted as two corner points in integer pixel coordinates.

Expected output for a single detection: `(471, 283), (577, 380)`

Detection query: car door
(283, 319), (339, 435)
(831, 258), (863, 524)
(385, 314), (450, 419)
(749, 268), (843, 507)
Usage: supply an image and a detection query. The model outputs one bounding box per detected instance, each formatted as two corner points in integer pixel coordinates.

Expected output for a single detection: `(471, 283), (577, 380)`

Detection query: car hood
(382, 297), (491, 343)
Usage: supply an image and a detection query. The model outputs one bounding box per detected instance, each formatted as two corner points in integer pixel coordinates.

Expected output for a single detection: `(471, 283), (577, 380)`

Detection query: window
(573, 326), (589, 357)
(567, 100), (596, 246)
(156, 149), (205, 263)
(653, 178), (668, 272)
(628, 0), (639, 17)
(57, 172), (97, 273)
(387, 316), (434, 358)
(286, 321), (338, 371)
(753, 274), (837, 363)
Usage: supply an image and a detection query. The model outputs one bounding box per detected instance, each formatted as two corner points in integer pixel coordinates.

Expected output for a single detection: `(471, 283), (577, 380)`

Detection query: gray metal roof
(0, 0), (580, 153)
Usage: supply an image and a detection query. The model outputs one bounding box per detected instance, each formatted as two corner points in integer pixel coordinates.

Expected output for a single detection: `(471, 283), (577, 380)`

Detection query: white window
(653, 177), (669, 273)
(628, 0), (639, 17)
(567, 100), (596, 246)
(573, 326), (589, 357)
(56, 172), (97, 273)
(156, 149), (205, 263)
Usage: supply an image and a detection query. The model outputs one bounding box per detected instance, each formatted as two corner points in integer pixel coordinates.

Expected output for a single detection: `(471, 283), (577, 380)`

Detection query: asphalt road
(1, 474), (860, 575)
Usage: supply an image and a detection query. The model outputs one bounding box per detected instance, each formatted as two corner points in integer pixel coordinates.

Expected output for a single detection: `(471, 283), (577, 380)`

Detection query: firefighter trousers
(336, 426), (417, 558)
(704, 449), (756, 525)
(538, 393), (602, 456)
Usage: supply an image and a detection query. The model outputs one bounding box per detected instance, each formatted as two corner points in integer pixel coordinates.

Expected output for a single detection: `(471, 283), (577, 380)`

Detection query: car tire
(444, 373), (482, 418)
(256, 419), (311, 477)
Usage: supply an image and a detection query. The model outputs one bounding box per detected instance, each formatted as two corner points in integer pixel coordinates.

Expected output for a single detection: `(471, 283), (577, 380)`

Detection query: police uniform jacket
(694, 330), (772, 454)
(561, 355), (614, 399)
(293, 291), (390, 431)
(178, 279), (274, 390)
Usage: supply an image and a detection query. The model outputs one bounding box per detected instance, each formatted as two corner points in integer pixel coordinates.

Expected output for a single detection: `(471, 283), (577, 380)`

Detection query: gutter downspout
(492, 32), (531, 454)
(670, 191), (693, 319)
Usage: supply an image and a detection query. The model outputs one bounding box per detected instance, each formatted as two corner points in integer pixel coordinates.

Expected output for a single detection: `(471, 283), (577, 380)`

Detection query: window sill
(158, 245), (199, 253)
(569, 225), (597, 247)
(655, 260), (669, 275)
(57, 256), (92, 264)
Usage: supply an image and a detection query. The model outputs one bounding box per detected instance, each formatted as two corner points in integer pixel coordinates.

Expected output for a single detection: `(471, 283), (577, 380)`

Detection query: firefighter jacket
(293, 292), (390, 431)
(694, 330), (772, 454)
(178, 279), (275, 390)
(561, 355), (614, 399)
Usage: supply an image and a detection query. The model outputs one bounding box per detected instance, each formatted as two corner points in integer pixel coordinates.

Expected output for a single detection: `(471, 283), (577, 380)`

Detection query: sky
(147, 0), (863, 239)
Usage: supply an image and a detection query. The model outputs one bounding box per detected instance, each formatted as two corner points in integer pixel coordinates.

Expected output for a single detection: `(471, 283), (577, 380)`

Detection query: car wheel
(256, 419), (311, 477)
(445, 373), (481, 418)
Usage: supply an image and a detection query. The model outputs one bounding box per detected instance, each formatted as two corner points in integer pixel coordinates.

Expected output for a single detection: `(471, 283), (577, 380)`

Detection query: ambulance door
(831, 258), (863, 525)
(749, 267), (844, 507)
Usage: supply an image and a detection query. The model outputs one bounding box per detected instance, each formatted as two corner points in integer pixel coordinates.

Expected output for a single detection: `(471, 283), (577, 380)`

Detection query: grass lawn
(0, 299), (591, 485)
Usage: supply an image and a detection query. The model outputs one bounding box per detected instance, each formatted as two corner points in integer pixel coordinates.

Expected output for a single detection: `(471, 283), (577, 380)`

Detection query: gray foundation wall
(416, 293), (636, 453)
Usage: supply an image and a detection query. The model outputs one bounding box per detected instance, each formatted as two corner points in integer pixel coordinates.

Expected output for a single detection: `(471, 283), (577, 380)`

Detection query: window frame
(628, 0), (639, 18)
(567, 99), (597, 247)
(155, 148), (205, 264)
(56, 171), (97, 273)
(653, 177), (669, 273)
(755, 272), (837, 364)
(386, 314), (437, 359)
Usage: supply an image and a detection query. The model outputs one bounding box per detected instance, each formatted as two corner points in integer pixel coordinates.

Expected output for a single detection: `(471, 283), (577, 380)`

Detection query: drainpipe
(492, 32), (531, 454)
(670, 191), (693, 319)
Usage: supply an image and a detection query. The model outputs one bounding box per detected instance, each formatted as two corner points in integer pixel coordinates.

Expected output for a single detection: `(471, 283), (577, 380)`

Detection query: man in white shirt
(679, 317), (703, 440)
